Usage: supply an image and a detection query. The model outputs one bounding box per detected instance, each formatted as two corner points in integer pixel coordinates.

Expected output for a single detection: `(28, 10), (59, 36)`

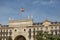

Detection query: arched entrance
(14, 35), (26, 40)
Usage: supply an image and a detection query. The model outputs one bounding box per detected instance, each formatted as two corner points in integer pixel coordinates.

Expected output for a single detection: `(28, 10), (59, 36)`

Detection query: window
(37, 28), (39, 29)
(51, 27), (53, 29)
(55, 27), (57, 29)
(46, 27), (48, 30)
(37, 27), (39, 31)
(33, 28), (35, 38)
(59, 27), (60, 30)
(24, 29), (26, 31)
(51, 22), (53, 24)
(59, 27), (60, 34)
(10, 30), (12, 32)
(1, 30), (2, 33)
(6, 30), (8, 36)
(41, 27), (42, 30)
(15, 29), (16, 31)
(55, 30), (57, 35)
(51, 30), (53, 35)
(6, 30), (8, 32)
(29, 29), (31, 39)
(10, 30), (12, 35)
(1, 30), (2, 36)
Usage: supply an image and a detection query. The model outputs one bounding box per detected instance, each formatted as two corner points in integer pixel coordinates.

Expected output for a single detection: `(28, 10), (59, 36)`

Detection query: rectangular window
(59, 27), (60, 30)
(46, 27), (48, 30)
(33, 28), (35, 38)
(9, 30), (12, 36)
(29, 29), (31, 39)
(51, 30), (53, 35)
(51, 27), (53, 29)
(59, 27), (60, 34)
(55, 30), (57, 35)
(41, 27), (42, 31)
(55, 27), (57, 29)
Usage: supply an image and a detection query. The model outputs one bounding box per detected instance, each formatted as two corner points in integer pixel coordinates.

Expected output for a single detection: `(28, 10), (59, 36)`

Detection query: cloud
(32, 0), (56, 7)
(0, 6), (18, 15)
(40, 0), (54, 5)
(32, 1), (39, 4)
(0, 6), (19, 24)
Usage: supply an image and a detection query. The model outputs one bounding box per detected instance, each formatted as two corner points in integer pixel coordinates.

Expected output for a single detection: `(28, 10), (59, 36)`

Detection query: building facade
(0, 19), (60, 40)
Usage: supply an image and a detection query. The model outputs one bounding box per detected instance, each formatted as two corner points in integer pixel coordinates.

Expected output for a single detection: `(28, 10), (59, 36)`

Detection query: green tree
(36, 31), (54, 40)
(36, 31), (44, 40)
(36, 31), (60, 40)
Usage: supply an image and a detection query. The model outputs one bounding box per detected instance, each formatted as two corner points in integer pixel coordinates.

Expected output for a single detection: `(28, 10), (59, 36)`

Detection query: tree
(36, 31), (54, 40)
(36, 31), (44, 40)
(36, 31), (60, 40)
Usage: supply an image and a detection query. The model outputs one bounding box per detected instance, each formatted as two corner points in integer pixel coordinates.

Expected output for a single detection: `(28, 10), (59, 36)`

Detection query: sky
(0, 0), (60, 24)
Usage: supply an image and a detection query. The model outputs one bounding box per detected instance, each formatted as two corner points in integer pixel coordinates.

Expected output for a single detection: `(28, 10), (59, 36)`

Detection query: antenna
(28, 16), (30, 19)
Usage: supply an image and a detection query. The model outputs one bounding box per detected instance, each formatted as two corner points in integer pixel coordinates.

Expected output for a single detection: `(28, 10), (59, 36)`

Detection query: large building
(0, 18), (60, 40)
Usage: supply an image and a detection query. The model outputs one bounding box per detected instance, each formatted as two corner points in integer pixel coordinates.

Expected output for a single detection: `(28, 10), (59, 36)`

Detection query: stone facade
(0, 19), (60, 40)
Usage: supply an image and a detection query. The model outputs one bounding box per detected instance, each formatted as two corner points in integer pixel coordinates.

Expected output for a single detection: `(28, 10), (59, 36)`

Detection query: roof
(9, 19), (33, 23)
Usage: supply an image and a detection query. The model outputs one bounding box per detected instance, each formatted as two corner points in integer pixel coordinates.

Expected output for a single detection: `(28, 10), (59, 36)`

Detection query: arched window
(6, 30), (8, 36)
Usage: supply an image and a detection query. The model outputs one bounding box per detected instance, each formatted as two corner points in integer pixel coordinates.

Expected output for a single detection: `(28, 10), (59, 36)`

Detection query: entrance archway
(14, 35), (26, 40)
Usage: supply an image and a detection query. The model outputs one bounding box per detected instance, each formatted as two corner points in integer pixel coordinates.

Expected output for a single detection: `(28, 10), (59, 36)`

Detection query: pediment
(42, 19), (51, 26)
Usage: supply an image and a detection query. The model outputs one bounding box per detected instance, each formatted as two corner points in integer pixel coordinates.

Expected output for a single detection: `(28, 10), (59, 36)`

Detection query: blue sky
(0, 0), (60, 24)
